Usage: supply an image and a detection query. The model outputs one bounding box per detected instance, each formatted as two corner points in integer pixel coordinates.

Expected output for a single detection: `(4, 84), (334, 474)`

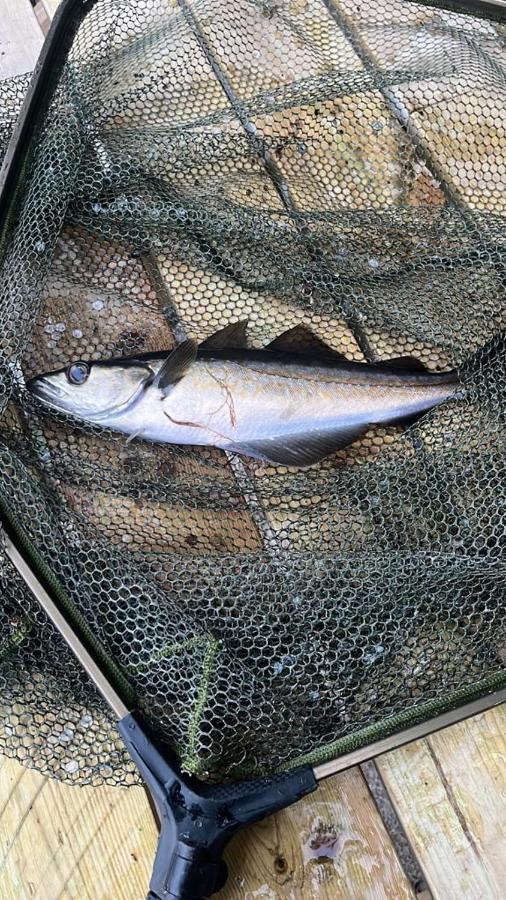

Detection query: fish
(27, 321), (462, 467)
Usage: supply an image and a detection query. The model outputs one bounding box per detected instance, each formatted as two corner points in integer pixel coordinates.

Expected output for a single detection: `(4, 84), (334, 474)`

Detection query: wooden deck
(1, 1), (505, 897)
(1, 706), (505, 898)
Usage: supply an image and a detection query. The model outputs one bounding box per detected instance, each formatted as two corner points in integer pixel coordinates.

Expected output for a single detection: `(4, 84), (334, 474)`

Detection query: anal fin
(125, 429), (145, 445)
(232, 424), (369, 467)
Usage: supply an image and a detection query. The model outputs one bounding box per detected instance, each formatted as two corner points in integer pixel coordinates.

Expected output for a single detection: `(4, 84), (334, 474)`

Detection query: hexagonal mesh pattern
(0, 0), (505, 783)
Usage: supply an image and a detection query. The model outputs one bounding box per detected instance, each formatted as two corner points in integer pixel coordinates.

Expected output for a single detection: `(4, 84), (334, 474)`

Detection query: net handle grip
(118, 713), (317, 899)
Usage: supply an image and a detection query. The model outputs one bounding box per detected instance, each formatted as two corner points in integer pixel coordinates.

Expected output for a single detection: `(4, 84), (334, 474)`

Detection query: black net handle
(0, 0), (99, 255)
(404, 0), (506, 22)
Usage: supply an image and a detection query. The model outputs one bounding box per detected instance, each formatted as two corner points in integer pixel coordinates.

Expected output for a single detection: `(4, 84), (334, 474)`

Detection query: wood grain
(0, 755), (156, 899)
(0, 756), (416, 900)
(2, 706), (506, 899)
(219, 766), (415, 900)
(377, 705), (506, 899)
(0, 0), (43, 78)
(3, 4), (505, 900)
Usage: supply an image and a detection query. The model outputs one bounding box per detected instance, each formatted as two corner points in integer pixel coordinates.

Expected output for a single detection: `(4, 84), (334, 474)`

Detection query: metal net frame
(0, 0), (504, 787)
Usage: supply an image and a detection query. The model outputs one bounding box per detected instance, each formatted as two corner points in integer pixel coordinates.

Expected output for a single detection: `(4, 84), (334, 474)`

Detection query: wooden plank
(219, 766), (415, 899)
(377, 705), (506, 899)
(0, 755), (156, 899)
(335, 0), (506, 211)
(2, 707), (506, 898)
(0, 756), (415, 900)
(0, 0), (43, 78)
(3, 3), (504, 899)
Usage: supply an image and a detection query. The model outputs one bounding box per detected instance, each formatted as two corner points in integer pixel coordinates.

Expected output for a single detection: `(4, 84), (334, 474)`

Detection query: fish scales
(156, 355), (454, 446)
(27, 323), (460, 467)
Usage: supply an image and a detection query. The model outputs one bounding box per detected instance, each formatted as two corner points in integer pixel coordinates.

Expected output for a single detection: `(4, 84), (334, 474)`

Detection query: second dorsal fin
(266, 324), (347, 360)
(200, 320), (249, 350)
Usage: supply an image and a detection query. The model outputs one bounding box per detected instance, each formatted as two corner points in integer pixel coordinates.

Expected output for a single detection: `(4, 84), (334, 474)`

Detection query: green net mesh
(0, 0), (504, 784)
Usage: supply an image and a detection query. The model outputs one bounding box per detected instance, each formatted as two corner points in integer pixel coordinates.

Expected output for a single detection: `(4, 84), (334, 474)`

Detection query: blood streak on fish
(28, 321), (495, 469)
(164, 412), (232, 445)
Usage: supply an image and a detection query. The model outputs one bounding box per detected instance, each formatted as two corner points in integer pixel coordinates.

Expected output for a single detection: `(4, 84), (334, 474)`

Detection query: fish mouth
(27, 376), (67, 409)
(27, 373), (148, 420)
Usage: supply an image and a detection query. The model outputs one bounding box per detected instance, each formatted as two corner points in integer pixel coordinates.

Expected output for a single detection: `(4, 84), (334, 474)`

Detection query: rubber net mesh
(0, 0), (504, 785)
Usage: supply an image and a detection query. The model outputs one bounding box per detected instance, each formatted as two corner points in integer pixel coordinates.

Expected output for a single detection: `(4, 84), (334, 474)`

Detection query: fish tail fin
(458, 332), (506, 379)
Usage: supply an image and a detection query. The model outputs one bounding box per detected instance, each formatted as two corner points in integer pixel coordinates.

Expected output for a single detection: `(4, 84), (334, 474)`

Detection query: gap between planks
(0, 755), (416, 900)
(2, 707), (506, 898)
(377, 705), (506, 900)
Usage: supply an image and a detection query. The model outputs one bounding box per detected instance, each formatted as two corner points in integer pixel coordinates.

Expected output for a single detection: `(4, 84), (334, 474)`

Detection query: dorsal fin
(200, 320), (249, 350)
(153, 339), (198, 393)
(266, 325), (347, 359)
(384, 355), (429, 372)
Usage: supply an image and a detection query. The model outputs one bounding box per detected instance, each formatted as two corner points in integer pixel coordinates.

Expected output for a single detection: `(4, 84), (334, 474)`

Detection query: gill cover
(28, 358), (154, 420)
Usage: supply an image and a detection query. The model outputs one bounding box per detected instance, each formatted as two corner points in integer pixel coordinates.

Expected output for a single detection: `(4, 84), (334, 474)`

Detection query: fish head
(27, 358), (153, 422)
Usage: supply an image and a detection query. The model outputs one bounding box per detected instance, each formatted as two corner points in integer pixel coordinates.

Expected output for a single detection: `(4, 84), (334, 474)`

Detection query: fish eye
(66, 362), (90, 385)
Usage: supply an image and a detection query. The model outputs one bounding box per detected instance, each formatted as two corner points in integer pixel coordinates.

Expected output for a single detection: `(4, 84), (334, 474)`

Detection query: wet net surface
(0, 0), (505, 784)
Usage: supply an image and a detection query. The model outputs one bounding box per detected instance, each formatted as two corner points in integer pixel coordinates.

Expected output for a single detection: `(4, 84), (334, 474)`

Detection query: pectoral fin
(232, 424), (369, 467)
(153, 339), (198, 393)
(125, 429), (145, 445)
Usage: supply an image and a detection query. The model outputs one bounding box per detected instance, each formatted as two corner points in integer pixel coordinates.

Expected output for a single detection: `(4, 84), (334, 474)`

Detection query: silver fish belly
(99, 354), (458, 465)
(27, 324), (459, 467)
